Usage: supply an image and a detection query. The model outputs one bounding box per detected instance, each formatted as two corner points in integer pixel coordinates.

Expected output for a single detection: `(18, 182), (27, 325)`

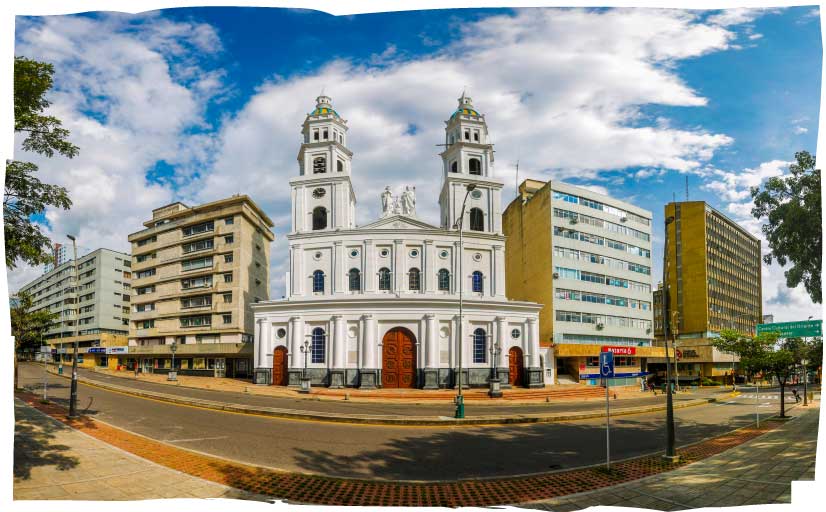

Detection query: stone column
(359, 314), (378, 388)
(423, 314), (439, 389)
(293, 244), (303, 296)
(493, 245), (505, 297)
(495, 316), (508, 382)
(453, 241), (461, 294)
(394, 239), (404, 292)
(287, 316), (304, 386)
(333, 241), (343, 294)
(423, 240), (434, 292)
(364, 240), (375, 292)
(330, 315), (346, 388)
(526, 316), (543, 388)
(295, 186), (305, 232)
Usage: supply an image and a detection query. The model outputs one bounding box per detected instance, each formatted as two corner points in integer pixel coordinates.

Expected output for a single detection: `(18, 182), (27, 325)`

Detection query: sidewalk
(13, 399), (264, 501)
(522, 403), (820, 511)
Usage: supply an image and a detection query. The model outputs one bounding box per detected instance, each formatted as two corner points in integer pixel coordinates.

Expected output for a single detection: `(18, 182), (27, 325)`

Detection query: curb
(55, 372), (717, 426)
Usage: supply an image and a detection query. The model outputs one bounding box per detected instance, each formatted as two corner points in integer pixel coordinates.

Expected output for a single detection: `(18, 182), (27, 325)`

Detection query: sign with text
(106, 347), (128, 354)
(756, 320), (822, 338)
(601, 346), (636, 356)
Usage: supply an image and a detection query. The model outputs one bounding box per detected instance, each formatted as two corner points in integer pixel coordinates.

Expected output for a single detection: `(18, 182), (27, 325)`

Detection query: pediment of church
(359, 215), (441, 231)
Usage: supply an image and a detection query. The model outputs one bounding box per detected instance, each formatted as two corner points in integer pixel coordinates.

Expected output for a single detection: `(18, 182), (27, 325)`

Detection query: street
(16, 362), (797, 482)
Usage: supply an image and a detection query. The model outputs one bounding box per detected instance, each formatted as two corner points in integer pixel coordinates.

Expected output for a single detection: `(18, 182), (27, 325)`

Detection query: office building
(127, 195), (274, 378)
(43, 242), (71, 273)
(653, 201), (762, 383)
(17, 247), (132, 363)
(504, 179), (665, 386)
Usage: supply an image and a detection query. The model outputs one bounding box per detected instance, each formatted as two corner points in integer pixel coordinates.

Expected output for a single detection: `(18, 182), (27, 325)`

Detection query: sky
(8, 5), (823, 322)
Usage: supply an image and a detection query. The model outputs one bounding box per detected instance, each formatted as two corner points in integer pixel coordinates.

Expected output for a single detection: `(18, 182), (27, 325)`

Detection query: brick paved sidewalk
(15, 390), (805, 506)
(522, 403), (819, 511)
(13, 398), (266, 501)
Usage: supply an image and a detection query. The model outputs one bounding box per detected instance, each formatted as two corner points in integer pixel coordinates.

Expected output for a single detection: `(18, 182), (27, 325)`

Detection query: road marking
(166, 435), (229, 443)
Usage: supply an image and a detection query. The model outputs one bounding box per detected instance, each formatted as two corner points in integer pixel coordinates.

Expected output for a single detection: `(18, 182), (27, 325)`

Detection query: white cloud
(707, 8), (767, 27)
(10, 7), (774, 299)
(8, 13), (225, 292)
(794, 125), (809, 134)
(699, 159), (821, 322)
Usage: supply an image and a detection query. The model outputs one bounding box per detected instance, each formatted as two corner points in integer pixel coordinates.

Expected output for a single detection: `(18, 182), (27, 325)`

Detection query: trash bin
(58, 365), (63, 375)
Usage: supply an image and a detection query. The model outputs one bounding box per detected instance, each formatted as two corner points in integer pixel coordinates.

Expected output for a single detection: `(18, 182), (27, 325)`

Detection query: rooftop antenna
(685, 175), (689, 201)
(673, 192), (676, 203)
(515, 159), (520, 198)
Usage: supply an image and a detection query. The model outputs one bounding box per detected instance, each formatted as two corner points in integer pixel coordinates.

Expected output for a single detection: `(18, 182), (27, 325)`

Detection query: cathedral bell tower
(439, 92), (503, 233)
(290, 95), (356, 233)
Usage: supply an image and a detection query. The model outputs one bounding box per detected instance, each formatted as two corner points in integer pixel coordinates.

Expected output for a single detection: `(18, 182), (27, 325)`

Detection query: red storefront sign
(600, 346), (636, 356)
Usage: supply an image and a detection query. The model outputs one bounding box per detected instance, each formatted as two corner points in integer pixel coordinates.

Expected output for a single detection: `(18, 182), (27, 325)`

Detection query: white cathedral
(252, 93), (544, 389)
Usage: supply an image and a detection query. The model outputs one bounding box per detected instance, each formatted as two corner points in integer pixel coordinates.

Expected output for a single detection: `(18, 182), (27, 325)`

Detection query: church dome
(450, 90), (482, 119)
(309, 94), (341, 118)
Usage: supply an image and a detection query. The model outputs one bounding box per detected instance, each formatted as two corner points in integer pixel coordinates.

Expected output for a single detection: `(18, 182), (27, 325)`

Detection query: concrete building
(43, 242), (71, 273)
(503, 179), (665, 386)
(127, 195), (274, 378)
(652, 201), (762, 384)
(252, 93), (543, 389)
(17, 248), (132, 363)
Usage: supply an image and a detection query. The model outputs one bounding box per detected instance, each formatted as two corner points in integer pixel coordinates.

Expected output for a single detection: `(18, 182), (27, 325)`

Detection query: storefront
(552, 343), (669, 387)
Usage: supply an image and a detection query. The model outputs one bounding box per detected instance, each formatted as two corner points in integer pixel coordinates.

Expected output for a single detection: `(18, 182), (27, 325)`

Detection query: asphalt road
(55, 365), (726, 417)
(17, 363), (794, 482)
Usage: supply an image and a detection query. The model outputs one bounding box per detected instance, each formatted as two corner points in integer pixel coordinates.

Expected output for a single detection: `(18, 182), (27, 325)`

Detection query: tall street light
(453, 183), (477, 419)
(662, 215), (678, 462)
(67, 234), (79, 419)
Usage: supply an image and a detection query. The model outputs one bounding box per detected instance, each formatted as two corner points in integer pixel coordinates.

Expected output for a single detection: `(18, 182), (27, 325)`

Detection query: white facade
(253, 94), (543, 389)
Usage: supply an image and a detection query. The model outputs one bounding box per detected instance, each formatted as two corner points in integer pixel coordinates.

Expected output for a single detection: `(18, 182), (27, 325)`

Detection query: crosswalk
(738, 394), (781, 400)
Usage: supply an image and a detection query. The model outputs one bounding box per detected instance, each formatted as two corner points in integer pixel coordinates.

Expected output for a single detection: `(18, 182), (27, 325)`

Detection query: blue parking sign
(599, 351), (615, 378)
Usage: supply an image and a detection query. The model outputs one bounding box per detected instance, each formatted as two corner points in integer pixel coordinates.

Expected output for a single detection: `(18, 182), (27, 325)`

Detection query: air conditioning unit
(620, 217), (628, 222)
(569, 217), (578, 224)
(596, 323), (605, 330)
(646, 327), (652, 334)
(552, 272), (559, 279)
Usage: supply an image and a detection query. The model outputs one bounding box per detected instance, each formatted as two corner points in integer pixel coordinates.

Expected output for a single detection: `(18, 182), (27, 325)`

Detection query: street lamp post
(67, 235), (79, 419)
(802, 358), (809, 406)
(728, 311), (753, 389)
(488, 334), (501, 398)
(299, 337), (312, 393)
(168, 340), (178, 381)
(662, 215), (678, 462)
(453, 183), (477, 419)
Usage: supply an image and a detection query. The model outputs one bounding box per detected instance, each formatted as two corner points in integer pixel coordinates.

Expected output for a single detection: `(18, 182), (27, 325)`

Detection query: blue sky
(10, 5), (823, 320)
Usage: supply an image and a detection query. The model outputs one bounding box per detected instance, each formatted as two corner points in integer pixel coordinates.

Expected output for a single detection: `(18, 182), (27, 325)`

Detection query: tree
(10, 292), (58, 389)
(5, 56), (76, 270)
(751, 151), (822, 304)
(712, 330), (800, 418)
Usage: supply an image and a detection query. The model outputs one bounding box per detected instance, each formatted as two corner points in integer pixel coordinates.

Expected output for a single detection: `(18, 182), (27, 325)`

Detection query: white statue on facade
(381, 186), (393, 218)
(401, 186), (416, 216)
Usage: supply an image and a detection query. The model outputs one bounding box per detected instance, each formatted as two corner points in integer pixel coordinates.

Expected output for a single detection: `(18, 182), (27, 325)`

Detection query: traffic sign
(599, 351), (615, 378)
(756, 320), (822, 338)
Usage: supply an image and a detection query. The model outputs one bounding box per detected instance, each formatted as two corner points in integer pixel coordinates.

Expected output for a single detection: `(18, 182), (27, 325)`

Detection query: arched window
(312, 207), (327, 230)
(313, 156), (326, 174)
(408, 268), (421, 291)
(472, 271), (483, 293)
(469, 208), (484, 231)
(348, 268), (361, 292)
(438, 269), (451, 291)
(451, 161), (458, 173)
(378, 267), (391, 291)
(469, 158), (482, 175)
(337, 160), (344, 173)
(312, 270), (324, 293)
(473, 328), (487, 363)
(311, 327), (325, 363)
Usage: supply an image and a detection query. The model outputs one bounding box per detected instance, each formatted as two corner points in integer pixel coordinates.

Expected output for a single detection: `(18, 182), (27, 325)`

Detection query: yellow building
(50, 333), (130, 371)
(504, 179), (668, 386)
(653, 201), (762, 383)
(127, 195), (274, 379)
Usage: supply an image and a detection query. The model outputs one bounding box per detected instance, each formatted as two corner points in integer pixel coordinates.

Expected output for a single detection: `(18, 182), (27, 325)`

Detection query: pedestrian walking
(792, 388), (801, 403)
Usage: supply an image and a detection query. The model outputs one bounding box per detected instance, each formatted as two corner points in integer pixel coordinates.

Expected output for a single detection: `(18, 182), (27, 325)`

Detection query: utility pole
(67, 235), (79, 419)
(662, 215), (678, 462)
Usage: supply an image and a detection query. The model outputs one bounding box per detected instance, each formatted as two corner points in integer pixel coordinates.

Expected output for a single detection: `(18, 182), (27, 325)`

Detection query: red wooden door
(382, 328), (416, 388)
(272, 346), (288, 386)
(509, 346), (524, 387)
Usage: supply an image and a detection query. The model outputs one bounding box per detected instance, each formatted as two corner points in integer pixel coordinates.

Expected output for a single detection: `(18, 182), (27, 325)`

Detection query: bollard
(545, 396), (551, 403)
(345, 392), (350, 401)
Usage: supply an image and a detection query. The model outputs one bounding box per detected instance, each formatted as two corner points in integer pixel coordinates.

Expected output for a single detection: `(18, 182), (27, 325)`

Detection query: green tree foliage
(5, 56), (76, 270)
(10, 291), (57, 388)
(751, 151), (822, 303)
(712, 330), (808, 418)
